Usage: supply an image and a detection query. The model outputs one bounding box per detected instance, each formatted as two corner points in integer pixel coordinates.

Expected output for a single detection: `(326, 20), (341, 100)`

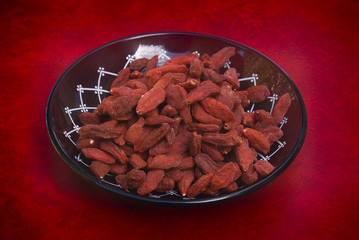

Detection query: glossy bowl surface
(46, 32), (307, 206)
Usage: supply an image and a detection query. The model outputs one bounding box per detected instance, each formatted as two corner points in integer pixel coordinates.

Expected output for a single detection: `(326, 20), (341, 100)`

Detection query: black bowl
(46, 32), (307, 206)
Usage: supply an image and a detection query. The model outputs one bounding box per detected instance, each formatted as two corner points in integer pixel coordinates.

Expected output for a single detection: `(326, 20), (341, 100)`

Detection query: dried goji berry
(233, 90), (249, 107)
(242, 128), (270, 154)
(129, 58), (149, 71)
(109, 163), (128, 175)
(112, 123), (127, 146)
(138, 123), (170, 152)
(187, 80), (221, 104)
(145, 115), (175, 125)
(126, 169), (146, 189)
(178, 78), (200, 89)
(111, 67), (130, 88)
(242, 112), (254, 127)
(160, 105), (178, 117)
(147, 154), (182, 170)
(100, 120), (118, 128)
(165, 127), (176, 145)
(125, 117), (145, 145)
(94, 95), (116, 116)
(247, 85), (270, 103)
(131, 70), (142, 78)
(187, 173), (214, 198)
(260, 126), (284, 145)
(202, 68), (226, 83)
(125, 79), (148, 90)
(177, 156), (195, 170)
(216, 85), (237, 110)
(137, 169), (164, 196)
(241, 164), (259, 185)
(189, 58), (204, 78)
(143, 55), (158, 74)
(136, 87), (166, 115)
(202, 132), (242, 147)
(178, 169), (194, 196)
(110, 86), (147, 98)
(253, 109), (272, 122)
(201, 97), (235, 122)
(194, 153), (221, 174)
(145, 64), (187, 78)
(133, 126), (153, 152)
(129, 153), (147, 169)
(234, 140), (254, 172)
(223, 182), (239, 193)
(189, 132), (202, 156)
(191, 102), (222, 125)
(272, 93), (291, 125)
(210, 162), (241, 191)
(223, 68), (240, 89)
(149, 139), (170, 156)
(209, 46), (235, 71)
(169, 53), (199, 65)
(143, 108), (159, 118)
(200, 53), (211, 63)
(115, 110), (135, 121)
(108, 95), (139, 119)
(179, 105), (192, 124)
(169, 130), (192, 154)
(171, 73), (187, 84)
(155, 177), (175, 192)
(76, 136), (99, 149)
(147, 70), (162, 88)
(115, 174), (128, 189)
(201, 142), (224, 162)
(120, 144), (135, 157)
(188, 123), (220, 133)
(79, 112), (101, 125)
(165, 84), (188, 110)
(254, 160), (275, 177)
(89, 160), (110, 179)
(218, 146), (232, 155)
(99, 140), (128, 164)
(224, 104), (244, 130)
(82, 148), (116, 164)
(165, 169), (184, 182)
(153, 72), (172, 89)
(203, 188), (219, 196)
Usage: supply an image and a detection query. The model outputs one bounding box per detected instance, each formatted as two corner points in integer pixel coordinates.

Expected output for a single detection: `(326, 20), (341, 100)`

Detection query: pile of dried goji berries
(76, 47), (291, 198)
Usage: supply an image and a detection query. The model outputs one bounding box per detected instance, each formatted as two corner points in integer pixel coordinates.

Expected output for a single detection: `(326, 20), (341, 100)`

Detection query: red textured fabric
(1, 1), (359, 239)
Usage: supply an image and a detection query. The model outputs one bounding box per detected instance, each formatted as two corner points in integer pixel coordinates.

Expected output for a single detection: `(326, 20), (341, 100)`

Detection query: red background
(1, 0), (359, 239)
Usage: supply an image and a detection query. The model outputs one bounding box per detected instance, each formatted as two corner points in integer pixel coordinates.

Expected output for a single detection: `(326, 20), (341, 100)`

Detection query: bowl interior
(46, 32), (306, 206)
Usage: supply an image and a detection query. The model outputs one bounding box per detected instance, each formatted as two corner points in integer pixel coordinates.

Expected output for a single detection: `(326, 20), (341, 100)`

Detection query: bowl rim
(46, 31), (307, 206)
